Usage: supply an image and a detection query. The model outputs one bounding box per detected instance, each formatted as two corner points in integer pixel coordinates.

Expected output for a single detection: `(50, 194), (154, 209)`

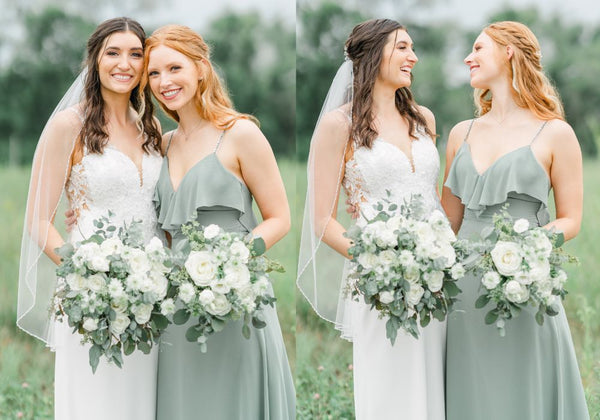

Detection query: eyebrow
(105, 46), (143, 51)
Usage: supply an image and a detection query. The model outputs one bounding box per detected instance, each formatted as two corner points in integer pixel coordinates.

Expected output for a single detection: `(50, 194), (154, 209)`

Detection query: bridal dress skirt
(343, 297), (446, 420)
(53, 320), (158, 420)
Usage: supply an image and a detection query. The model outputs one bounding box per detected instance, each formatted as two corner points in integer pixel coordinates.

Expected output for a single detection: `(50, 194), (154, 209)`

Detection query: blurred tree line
(296, 1), (600, 160)
(0, 5), (295, 165)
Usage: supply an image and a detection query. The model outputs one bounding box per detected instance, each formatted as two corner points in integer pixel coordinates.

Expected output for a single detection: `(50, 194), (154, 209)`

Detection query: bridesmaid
(143, 25), (295, 419)
(442, 21), (589, 419)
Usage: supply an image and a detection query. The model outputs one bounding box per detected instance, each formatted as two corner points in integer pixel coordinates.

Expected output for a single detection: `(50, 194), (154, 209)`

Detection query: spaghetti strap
(463, 119), (475, 144)
(213, 130), (226, 152)
(530, 121), (548, 145)
(165, 131), (175, 154)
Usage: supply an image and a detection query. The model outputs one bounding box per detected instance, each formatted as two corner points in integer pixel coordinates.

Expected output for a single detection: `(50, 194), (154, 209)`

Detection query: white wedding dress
(53, 111), (163, 420)
(340, 128), (446, 420)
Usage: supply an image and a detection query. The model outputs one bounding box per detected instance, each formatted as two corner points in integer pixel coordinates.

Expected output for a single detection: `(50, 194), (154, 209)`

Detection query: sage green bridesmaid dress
(153, 131), (295, 420)
(445, 120), (589, 420)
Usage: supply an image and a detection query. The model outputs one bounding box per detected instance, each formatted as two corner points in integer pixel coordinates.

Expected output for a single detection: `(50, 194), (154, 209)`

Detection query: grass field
(295, 156), (600, 419)
(1, 158), (599, 418)
(0, 159), (297, 418)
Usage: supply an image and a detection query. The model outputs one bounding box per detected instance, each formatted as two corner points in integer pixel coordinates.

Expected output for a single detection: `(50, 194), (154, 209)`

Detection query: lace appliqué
(66, 162), (89, 219)
(343, 157), (368, 212)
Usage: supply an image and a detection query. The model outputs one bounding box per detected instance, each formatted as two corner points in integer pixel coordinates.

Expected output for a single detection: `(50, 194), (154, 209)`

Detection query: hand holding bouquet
(54, 212), (173, 372)
(168, 220), (283, 352)
(467, 207), (578, 336)
(344, 193), (465, 344)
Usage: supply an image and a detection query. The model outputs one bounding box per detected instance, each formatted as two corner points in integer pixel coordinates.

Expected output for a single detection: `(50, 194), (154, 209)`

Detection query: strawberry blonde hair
(476, 21), (564, 120)
(142, 24), (257, 127)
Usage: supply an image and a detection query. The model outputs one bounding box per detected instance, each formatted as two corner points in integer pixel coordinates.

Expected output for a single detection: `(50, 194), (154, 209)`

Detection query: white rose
(110, 312), (130, 335)
(238, 285), (258, 312)
(185, 251), (218, 286)
(178, 282), (196, 304)
(88, 254), (110, 272)
(125, 248), (151, 274)
(378, 250), (396, 267)
(132, 303), (153, 324)
(230, 240), (251, 262)
(87, 273), (106, 293)
(111, 298), (129, 314)
(398, 250), (415, 267)
(406, 284), (425, 306)
(203, 224), (221, 240)
(82, 317), (98, 332)
(66, 273), (87, 291)
(415, 222), (436, 245)
(386, 215), (404, 231)
(378, 290), (395, 304)
(440, 245), (457, 267)
(224, 263), (251, 289)
(160, 298), (176, 316)
(482, 271), (501, 290)
(198, 289), (216, 306)
(514, 271), (533, 286)
(357, 252), (378, 270)
(490, 241), (523, 276)
(74, 242), (101, 264)
(513, 218), (530, 234)
(545, 294), (560, 308)
(552, 270), (568, 289)
(211, 279), (231, 295)
(145, 236), (164, 254)
(450, 263), (465, 280)
(150, 273), (168, 298)
(504, 280), (530, 303)
(107, 278), (125, 299)
(206, 293), (232, 316)
(374, 228), (397, 248)
(534, 234), (553, 258)
(125, 273), (145, 292)
(101, 237), (124, 256)
(536, 279), (553, 299)
(252, 276), (271, 296)
(404, 264), (421, 284)
(529, 261), (550, 283)
(424, 270), (444, 292)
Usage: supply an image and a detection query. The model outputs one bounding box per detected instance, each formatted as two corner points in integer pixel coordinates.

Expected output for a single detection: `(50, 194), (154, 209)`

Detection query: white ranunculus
(198, 289), (216, 306)
(203, 224), (221, 240)
(160, 298), (176, 316)
(211, 279), (231, 295)
(398, 250), (415, 267)
(378, 250), (396, 267)
(252, 276), (271, 295)
(513, 218), (530, 234)
(406, 284), (425, 306)
(150, 273), (168, 298)
(66, 273), (87, 291)
(88, 254), (110, 272)
(386, 215), (404, 231)
(230, 240), (251, 262)
(490, 241), (523, 276)
(101, 237), (124, 256)
(224, 263), (251, 290)
(481, 271), (501, 290)
(185, 251), (218, 286)
(375, 228), (397, 248)
(110, 312), (130, 335)
(206, 293), (232, 316)
(529, 260), (550, 283)
(357, 252), (379, 270)
(514, 271), (533, 286)
(178, 282), (196, 304)
(404, 264), (421, 284)
(125, 248), (151, 275)
(238, 285), (257, 312)
(87, 273), (106, 293)
(536, 279), (553, 299)
(107, 278), (125, 299)
(132, 303), (153, 324)
(440, 245), (457, 267)
(111, 298), (129, 314)
(504, 280), (530, 303)
(125, 273), (145, 292)
(139, 276), (155, 294)
(82, 317), (99, 332)
(552, 270), (568, 289)
(144, 236), (164, 254)
(74, 242), (101, 265)
(415, 222), (436, 246)
(424, 270), (444, 292)
(450, 263), (465, 280)
(378, 290), (395, 304)
(533, 233), (553, 258)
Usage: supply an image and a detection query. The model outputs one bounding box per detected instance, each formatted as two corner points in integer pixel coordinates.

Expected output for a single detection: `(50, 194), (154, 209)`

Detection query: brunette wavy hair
(476, 21), (564, 120)
(141, 24), (257, 128)
(345, 19), (434, 148)
(79, 17), (161, 154)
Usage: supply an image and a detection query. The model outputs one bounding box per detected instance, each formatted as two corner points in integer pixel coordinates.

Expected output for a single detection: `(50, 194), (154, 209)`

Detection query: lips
(112, 73), (133, 82)
(400, 66), (412, 74)
(161, 88), (181, 100)
(469, 65), (480, 73)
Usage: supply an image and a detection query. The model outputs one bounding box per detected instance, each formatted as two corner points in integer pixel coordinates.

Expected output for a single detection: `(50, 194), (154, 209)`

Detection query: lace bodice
(343, 129), (441, 222)
(66, 144), (163, 243)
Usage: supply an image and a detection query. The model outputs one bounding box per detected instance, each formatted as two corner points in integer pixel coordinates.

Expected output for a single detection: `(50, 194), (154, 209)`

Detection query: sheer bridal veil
(17, 69), (86, 347)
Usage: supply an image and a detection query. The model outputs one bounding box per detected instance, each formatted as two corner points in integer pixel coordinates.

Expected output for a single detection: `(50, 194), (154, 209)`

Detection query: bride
(17, 17), (163, 420)
(297, 19), (445, 419)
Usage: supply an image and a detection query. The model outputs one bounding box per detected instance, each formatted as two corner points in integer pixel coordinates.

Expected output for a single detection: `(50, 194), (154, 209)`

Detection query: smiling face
(97, 31), (144, 95)
(376, 29), (418, 90)
(464, 31), (509, 89)
(146, 44), (202, 113)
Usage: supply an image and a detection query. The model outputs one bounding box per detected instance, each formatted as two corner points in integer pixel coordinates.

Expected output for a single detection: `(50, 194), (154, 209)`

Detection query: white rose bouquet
(344, 193), (466, 344)
(54, 212), (173, 372)
(467, 207), (578, 336)
(168, 219), (283, 352)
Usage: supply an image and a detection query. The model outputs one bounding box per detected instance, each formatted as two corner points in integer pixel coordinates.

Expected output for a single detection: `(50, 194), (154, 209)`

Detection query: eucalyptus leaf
(173, 309), (191, 325)
(242, 324), (251, 339)
(89, 344), (102, 374)
(474, 294), (490, 309)
(185, 326), (202, 342)
(252, 316), (267, 329)
(484, 310), (498, 325)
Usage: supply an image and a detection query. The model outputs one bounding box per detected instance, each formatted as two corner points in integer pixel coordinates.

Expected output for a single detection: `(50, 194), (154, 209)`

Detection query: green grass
(0, 160), (297, 417)
(295, 157), (600, 419)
